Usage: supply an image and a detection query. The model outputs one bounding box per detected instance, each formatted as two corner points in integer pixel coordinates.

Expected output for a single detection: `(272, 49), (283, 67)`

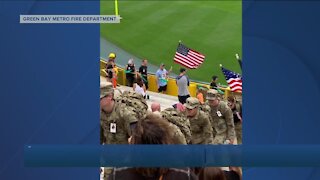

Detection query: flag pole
(235, 53), (240, 60)
(115, 0), (119, 16)
(235, 53), (242, 70)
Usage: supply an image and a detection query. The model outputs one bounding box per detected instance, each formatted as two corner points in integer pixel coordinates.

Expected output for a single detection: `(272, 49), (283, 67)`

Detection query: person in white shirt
(133, 75), (147, 99)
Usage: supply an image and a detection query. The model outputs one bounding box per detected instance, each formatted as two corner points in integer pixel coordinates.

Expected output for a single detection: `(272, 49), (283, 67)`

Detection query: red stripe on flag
(174, 53), (196, 67)
(174, 55), (195, 68)
(174, 59), (194, 69)
(174, 58), (195, 69)
(228, 81), (242, 87)
(231, 84), (242, 88)
(226, 78), (242, 92)
(175, 52), (198, 67)
(188, 51), (205, 61)
(189, 50), (205, 59)
(187, 54), (203, 64)
(230, 85), (242, 89)
(227, 79), (242, 84)
(231, 88), (242, 92)
(175, 61), (196, 69)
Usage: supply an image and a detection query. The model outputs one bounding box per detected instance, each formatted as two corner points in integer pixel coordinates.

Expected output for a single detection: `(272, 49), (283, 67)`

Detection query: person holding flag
(176, 68), (190, 104)
(210, 75), (219, 90)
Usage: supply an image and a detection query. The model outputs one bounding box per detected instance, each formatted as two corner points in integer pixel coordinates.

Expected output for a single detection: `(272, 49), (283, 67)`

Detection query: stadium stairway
(101, 76), (178, 110)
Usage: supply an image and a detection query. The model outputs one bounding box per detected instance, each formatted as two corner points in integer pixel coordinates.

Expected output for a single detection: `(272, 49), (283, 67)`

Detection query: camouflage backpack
(115, 90), (148, 120)
(199, 102), (211, 115)
(161, 108), (192, 144)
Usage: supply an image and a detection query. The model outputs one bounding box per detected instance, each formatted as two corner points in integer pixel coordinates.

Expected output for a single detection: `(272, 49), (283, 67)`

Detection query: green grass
(101, 1), (242, 84)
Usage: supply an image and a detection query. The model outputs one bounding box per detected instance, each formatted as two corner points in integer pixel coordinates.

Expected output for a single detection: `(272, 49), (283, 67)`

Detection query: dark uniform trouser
(235, 122), (242, 144)
(126, 76), (134, 87)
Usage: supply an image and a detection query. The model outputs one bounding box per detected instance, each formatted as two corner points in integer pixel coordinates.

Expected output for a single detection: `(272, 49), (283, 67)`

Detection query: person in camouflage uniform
(100, 82), (148, 179)
(161, 107), (192, 144)
(184, 97), (214, 144)
(167, 121), (187, 144)
(206, 89), (236, 144)
(100, 81), (142, 144)
(227, 96), (242, 144)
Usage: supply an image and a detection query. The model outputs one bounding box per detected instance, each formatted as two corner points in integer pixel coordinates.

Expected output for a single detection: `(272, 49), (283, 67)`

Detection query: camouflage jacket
(168, 123), (187, 144)
(161, 108), (191, 144)
(115, 91), (148, 120)
(100, 101), (138, 144)
(199, 102), (211, 115)
(209, 101), (235, 144)
(188, 110), (214, 144)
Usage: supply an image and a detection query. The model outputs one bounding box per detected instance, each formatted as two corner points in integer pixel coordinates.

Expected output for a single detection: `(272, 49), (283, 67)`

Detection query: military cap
(100, 81), (114, 98)
(184, 97), (200, 109)
(206, 89), (219, 100)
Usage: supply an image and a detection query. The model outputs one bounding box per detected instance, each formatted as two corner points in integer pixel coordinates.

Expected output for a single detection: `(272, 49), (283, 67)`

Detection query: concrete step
(116, 85), (178, 111)
(101, 76), (179, 111)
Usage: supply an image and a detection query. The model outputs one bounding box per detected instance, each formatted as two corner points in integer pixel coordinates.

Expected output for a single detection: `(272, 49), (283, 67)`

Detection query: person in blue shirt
(156, 63), (171, 93)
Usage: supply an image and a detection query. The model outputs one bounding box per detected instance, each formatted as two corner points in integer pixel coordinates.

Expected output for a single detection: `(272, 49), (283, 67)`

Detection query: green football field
(101, 1), (242, 83)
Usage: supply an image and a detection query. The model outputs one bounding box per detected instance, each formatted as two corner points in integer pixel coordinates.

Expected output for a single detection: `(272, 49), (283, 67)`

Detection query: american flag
(174, 43), (205, 69)
(221, 66), (242, 92)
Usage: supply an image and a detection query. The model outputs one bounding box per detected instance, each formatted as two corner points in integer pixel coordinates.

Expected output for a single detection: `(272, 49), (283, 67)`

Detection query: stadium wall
(100, 58), (241, 100)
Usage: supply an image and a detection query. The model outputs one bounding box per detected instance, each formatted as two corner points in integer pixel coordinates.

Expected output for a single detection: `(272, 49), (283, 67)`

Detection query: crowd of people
(102, 52), (243, 180)
(105, 53), (172, 96)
